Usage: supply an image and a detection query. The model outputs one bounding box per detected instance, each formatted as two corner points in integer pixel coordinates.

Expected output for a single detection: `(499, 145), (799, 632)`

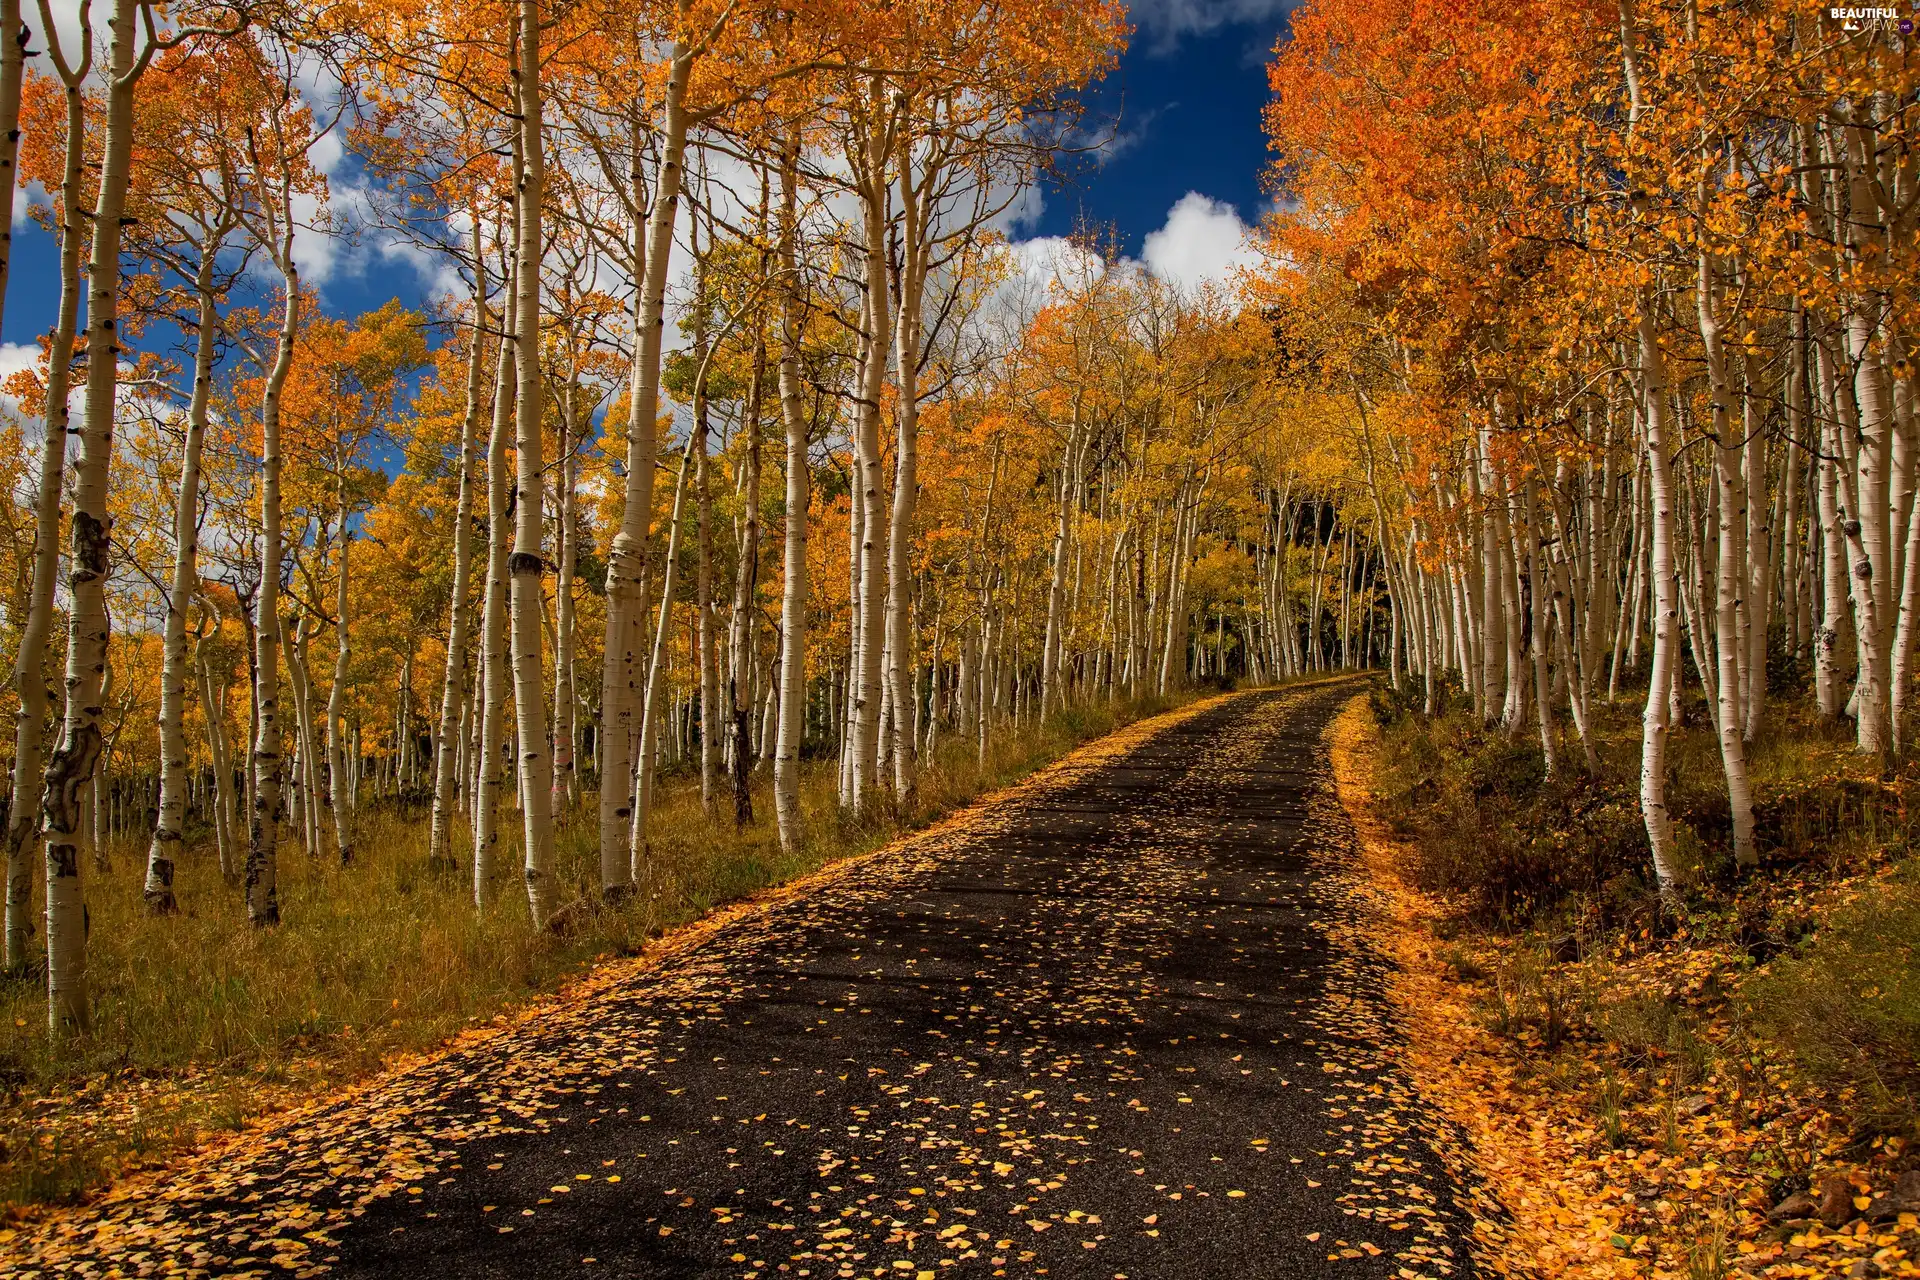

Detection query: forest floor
(1339, 688), (1920, 1280)
(2, 678), (1504, 1278)
(0, 691), (1198, 1218)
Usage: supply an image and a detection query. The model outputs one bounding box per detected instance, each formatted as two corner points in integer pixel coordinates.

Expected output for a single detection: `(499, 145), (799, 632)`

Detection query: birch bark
(771, 149), (808, 853)
(1698, 248), (1757, 866)
(243, 130), (302, 931)
(143, 237), (224, 911)
(509, 6), (556, 926)
(730, 330), (764, 828)
(1638, 302), (1687, 907)
(5, 3), (88, 974)
(632, 453), (692, 882)
(599, 41), (689, 897)
(846, 93), (892, 811)
(473, 288), (515, 903)
(47, 0), (156, 1025)
(428, 234), (488, 871)
(552, 355), (580, 813)
(326, 486), (353, 864)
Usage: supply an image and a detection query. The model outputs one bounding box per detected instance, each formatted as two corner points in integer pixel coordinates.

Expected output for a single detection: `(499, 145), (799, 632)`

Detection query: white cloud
(0, 341), (39, 405)
(1006, 236), (1103, 289)
(1127, 0), (1295, 48)
(0, 342), (58, 446)
(277, 173), (470, 305)
(989, 179), (1046, 239)
(23, 0), (86, 68)
(308, 127), (346, 179)
(12, 180), (49, 230)
(288, 188), (344, 287)
(1140, 191), (1260, 291)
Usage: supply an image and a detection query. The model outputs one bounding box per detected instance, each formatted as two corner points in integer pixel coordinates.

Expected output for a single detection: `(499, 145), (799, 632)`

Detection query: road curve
(12, 682), (1484, 1280)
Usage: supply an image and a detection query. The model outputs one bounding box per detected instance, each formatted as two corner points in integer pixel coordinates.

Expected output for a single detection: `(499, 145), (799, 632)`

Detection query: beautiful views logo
(1826, 5), (1908, 32)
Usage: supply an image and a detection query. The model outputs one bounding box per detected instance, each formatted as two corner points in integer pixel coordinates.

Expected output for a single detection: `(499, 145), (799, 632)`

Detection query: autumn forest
(0, 0), (1915, 1273)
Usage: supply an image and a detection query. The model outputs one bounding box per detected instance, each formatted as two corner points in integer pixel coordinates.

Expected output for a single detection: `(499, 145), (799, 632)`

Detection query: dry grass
(0, 691), (1191, 1214)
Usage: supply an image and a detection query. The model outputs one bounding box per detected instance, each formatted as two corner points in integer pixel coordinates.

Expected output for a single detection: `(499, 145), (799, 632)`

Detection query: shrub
(1372, 704), (1650, 922)
(1598, 993), (1712, 1085)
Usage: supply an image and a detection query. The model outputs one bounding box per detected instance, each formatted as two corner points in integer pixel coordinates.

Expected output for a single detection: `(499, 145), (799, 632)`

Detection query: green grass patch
(1745, 864), (1920, 1136)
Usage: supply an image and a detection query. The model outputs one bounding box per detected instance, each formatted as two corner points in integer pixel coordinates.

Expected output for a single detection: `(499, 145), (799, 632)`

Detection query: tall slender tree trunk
(1041, 422), (1079, 716)
(847, 108), (891, 812)
(326, 487), (353, 864)
(197, 645), (237, 880)
(692, 297), (720, 817)
(48, 0), (148, 1027)
(6, 56), (88, 973)
(1525, 482), (1557, 776)
(473, 288), (515, 904)
(772, 151), (809, 853)
(632, 453), (692, 883)
(1893, 424), (1920, 755)
(509, 0), (556, 926)
(1742, 352), (1770, 742)
(885, 129), (932, 804)
(1638, 304), (1686, 908)
(245, 148), (304, 931)
(287, 608), (323, 857)
(429, 239), (488, 872)
(142, 242), (224, 912)
(1699, 250), (1757, 866)
(600, 40), (691, 899)
(1472, 445), (1503, 724)
(1842, 122), (1895, 765)
(1816, 334), (1850, 722)
(731, 325), (765, 829)
(552, 376), (580, 813)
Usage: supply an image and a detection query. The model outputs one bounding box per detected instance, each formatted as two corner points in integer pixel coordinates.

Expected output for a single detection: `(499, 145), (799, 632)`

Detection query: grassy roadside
(1329, 687), (1920, 1280)
(0, 689), (1211, 1219)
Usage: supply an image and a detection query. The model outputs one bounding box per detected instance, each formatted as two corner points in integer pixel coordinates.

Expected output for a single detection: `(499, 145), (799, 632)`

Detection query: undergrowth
(1746, 864), (1920, 1135)
(1354, 676), (1920, 1274)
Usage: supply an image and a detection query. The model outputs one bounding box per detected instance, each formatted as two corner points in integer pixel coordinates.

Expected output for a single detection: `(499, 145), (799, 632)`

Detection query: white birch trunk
(5, 33), (86, 973)
(729, 326), (765, 828)
(693, 329), (720, 818)
(196, 645), (236, 881)
(771, 151), (809, 853)
(326, 491), (353, 864)
(142, 244), (222, 912)
(599, 41), (690, 898)
(428, 237), (488, 871)
(1698, 250), (1757, 866)
(47, 0), (147, 1027)
(242, 131), (305, 932)
(1637, 304), (1686, 908)
(508, 0), (556, 925)
(847, 111), (891, 811)
(632, 452), (691, 883)
(473, 295), (515, 903)
(552, 378), (579, 813)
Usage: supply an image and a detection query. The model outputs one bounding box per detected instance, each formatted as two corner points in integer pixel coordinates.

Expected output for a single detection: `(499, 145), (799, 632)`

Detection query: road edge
(1325, 693), (1625, 1280)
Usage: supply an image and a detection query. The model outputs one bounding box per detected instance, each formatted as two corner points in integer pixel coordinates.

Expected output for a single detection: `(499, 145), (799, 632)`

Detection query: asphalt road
(14, 682), (1482, 1279)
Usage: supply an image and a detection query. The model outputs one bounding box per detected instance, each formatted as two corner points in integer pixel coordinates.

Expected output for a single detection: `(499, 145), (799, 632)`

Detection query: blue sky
(1028, 0), (1292, 268)
(2, 0), (1294, 366)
